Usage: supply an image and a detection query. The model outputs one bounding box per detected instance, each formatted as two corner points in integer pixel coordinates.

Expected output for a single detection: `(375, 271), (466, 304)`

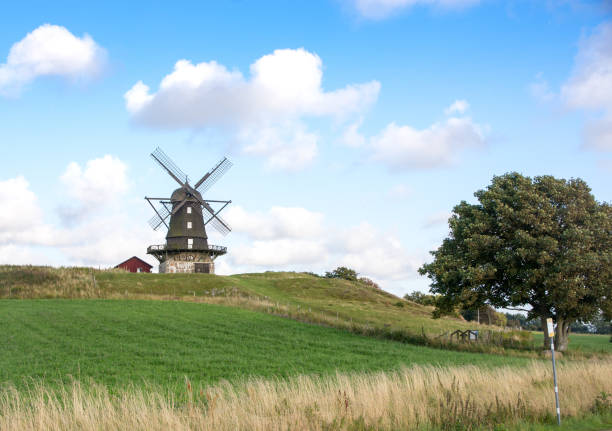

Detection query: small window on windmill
(188, 238), (193, 249)
(187, 221), (192, 229)
(187, 206), (192, 214)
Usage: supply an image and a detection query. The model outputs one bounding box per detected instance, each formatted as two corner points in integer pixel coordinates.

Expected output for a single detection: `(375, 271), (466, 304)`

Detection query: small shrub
(591, 392), (612, 414)
(393, 301), (404, 308)
(358, 277), (380, 290)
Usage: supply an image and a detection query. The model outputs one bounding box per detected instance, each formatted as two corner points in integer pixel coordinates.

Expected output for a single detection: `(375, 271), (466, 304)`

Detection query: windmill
(145, 147), (232, 274)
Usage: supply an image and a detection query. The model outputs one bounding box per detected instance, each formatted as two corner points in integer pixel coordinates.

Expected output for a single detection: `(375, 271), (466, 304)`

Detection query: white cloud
(60, 155), (128, 207)
(226, 206), (422, 284)
(336, 224), (421, 281)
(0, 155), (159, 267)
(0, 176), (59, 247)
(351, 0), (480, 20)
(584, 115), (612, 151)
(338, 120), (366, 147)
(125, 49), (379, 170)
(562, 22), (612, 111)
(125, 49), (380, 128)
(225, 206), (324, 240)
(0, 244), (52, 266)
(239, 123), (319, 171)
(58, 155), (129, 224)
(561, 21), (612, 150)
(0, 24), (105, 94)
(232, 239), (327, 266)
(371, 116), (487, 169)
(58, 215), (161, 267)
(444, 99), (469, 115)
(0, 176), (43, 234)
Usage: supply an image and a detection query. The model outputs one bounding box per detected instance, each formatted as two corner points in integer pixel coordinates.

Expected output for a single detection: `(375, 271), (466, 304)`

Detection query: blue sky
(1, 0), (610, 296)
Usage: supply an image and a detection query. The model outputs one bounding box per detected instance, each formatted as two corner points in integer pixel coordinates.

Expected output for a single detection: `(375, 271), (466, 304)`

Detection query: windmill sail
(201, 202), (232, 236)
(148, 204), (171, 230)
(151, 147), (188, 185)
(195, 157), (233, 194)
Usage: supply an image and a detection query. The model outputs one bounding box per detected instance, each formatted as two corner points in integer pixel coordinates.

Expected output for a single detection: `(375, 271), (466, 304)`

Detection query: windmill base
(158, 252), (216, 274)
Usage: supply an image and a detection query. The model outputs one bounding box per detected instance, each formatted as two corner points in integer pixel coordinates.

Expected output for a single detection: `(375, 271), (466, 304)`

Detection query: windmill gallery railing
(147, 244), (227, 254)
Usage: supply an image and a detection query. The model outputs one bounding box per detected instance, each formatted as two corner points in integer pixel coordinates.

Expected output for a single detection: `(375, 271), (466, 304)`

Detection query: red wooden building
(115, 256), (153, 273)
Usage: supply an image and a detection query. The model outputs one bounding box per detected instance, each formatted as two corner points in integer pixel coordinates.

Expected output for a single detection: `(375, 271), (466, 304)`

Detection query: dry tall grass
(1, 360), (610, 430)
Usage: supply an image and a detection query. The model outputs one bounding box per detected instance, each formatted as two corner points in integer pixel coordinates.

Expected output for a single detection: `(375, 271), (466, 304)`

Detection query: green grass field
(0, 299), (531, 393)
(532, 332), (611, 354)
(0, 267), (610, 430)
(0, 266), (498, 335)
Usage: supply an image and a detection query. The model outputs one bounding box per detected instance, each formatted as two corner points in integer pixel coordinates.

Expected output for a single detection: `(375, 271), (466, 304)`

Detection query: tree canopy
(419, 173), (611, 351)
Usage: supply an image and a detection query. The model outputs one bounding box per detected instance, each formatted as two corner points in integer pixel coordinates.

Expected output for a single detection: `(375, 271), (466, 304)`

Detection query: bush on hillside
(325, 267), (358, 281)
(358, 276), (380, 289)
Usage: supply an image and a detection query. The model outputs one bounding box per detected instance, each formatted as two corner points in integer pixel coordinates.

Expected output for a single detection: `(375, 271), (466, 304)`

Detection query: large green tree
(419, 173), (611, 351)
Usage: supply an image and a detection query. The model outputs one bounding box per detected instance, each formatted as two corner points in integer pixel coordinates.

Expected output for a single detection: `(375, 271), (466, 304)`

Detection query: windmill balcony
(147, 244), (227, 254)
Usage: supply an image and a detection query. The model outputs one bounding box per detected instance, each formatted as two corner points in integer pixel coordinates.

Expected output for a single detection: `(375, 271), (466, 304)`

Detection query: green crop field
(0, 299), (531, 393)
(532, 332), (612, 354)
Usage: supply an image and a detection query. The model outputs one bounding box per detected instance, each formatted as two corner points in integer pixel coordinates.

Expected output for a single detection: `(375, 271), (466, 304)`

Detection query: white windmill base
(159, 252), (216, 274)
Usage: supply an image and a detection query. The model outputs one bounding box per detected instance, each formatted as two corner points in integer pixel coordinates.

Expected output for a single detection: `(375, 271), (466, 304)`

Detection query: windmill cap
(171, 187), (203, 202)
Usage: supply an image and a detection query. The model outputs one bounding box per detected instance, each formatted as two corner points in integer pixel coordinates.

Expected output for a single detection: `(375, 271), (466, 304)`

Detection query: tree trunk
(541, 317), (571, 352)
(555, 319), (571, 352)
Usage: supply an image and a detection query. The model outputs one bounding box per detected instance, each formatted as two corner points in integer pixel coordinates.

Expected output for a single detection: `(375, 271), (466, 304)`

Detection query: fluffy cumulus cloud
(60, 155), (128, 207)
(232, 239), (327, 266)
(0, 156), (160, 267)
(238, 122), (319, 171)
(561, 22), (612, 150)
(370, 115), (487, 169)
(125, 48), (380, 170)
(0, 176), (55, 245)
(334, 222), (421, 281)
(0, 24), (105, 95)
(125, 49), (379, 127)
(226, 206), (324, 240)
(225, 205), (421, 285)
(58, 155), (129, 224)
(351, 0), (480, 20)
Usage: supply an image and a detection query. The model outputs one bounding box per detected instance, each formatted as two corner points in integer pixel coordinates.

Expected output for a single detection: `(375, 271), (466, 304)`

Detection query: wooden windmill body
(145, 148), (232, 274)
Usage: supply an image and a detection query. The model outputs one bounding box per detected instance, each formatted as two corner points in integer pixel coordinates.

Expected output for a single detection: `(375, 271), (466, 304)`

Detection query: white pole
(547, 318), (561, 426)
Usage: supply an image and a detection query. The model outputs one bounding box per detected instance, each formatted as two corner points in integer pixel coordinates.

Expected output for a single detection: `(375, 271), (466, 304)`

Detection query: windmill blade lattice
(148, 204), (171, 230)
(203, 207), (232, 236)
(195, 157), (233, 194)
(151, 147), (188, 185)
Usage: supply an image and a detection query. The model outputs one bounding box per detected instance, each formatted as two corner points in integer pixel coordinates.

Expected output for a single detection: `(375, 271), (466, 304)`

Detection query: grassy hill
(0, 265), (481, 335)
(0, 299), (530, 393)
(1, 266), (609, 354)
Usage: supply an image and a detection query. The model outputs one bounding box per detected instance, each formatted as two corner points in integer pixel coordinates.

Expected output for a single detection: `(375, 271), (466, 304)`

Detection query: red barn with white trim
(115, 256), (153, 273)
